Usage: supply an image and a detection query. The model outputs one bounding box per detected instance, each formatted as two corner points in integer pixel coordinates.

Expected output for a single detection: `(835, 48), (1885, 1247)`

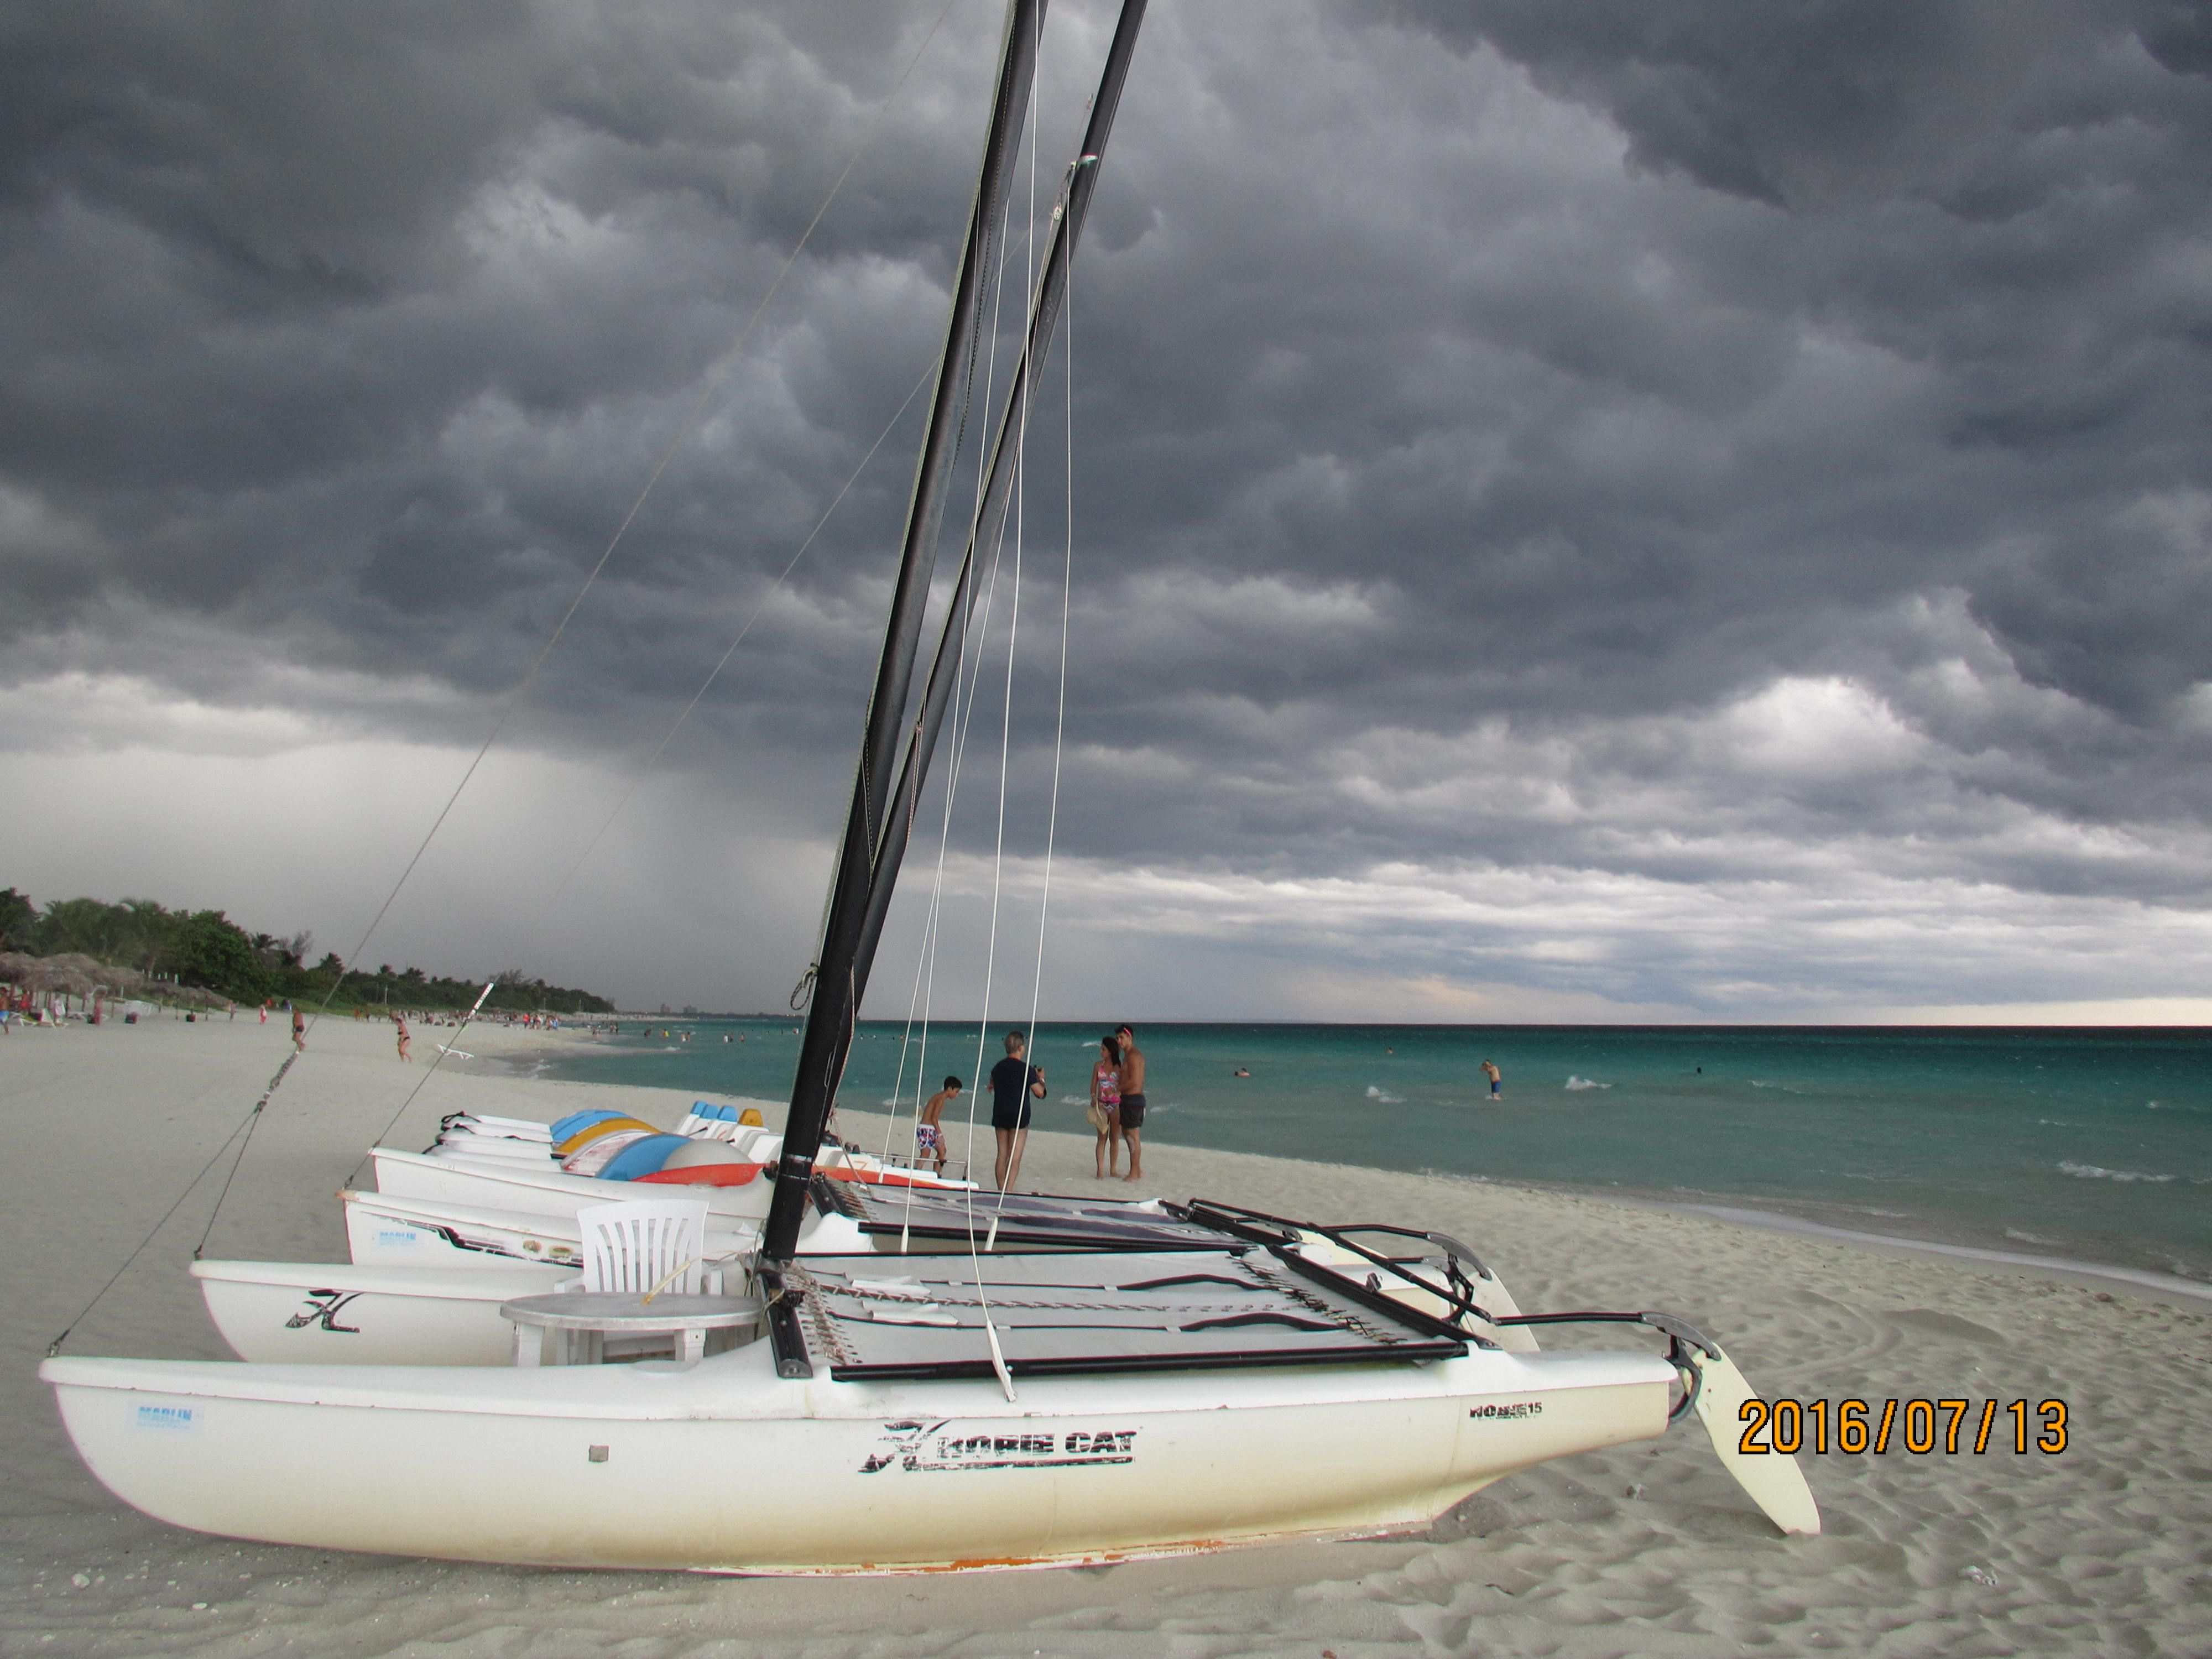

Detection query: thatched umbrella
(0, 951), (232, 1010)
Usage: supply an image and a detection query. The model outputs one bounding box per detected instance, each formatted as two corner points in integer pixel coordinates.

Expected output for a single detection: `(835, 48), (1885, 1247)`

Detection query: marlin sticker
(858, 1420), (1139, 1474)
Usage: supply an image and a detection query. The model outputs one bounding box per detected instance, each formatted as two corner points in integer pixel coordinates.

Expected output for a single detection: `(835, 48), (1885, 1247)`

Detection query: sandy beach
(3, 1013), (2207, 1656)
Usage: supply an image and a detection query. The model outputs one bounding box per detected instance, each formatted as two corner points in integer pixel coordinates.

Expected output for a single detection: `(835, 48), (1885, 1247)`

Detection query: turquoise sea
(524, 1021), (2212, 1287)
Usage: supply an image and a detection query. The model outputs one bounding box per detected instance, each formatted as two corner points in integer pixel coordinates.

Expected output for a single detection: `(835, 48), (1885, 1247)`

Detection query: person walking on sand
(394, 1014), (412, 1062)
(917, 1075), (960, 1176)
(1089, 1036), (1123, 1179)
(291, 1005), (306, 1052)
(1481, 1058), (1502, 1099)
(1115, 1024), (1147, 1184)
(988, 1031), (1046, 1192)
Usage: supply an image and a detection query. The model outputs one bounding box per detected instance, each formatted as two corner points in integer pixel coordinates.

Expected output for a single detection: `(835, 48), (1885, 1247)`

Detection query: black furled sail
(852, 0), (1152, 1008)
(765, 0), (1149, 1259)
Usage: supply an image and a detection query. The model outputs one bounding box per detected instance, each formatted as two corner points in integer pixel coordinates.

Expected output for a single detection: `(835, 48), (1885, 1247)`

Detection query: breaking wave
(1365, 1085), (1405, 1104)
(1563, 1076), (1610, 1091)
(2059, 1161), (2175, 1183)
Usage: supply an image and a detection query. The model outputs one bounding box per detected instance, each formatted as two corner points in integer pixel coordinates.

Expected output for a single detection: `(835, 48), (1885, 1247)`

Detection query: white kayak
(192, 1260), (578, 1365)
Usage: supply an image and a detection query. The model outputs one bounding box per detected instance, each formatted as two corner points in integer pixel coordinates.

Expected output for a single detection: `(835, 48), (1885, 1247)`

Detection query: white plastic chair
(575, 1198), (713, 1295)
(518, 1198), (723, 1368)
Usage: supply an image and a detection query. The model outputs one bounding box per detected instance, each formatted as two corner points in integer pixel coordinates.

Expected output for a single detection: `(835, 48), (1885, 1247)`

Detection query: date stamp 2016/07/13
(1737, 1398), (2069, 1456)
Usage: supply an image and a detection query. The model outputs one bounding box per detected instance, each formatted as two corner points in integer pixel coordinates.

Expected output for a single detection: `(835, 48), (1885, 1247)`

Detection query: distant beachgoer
(1481, 1059), (1502, 1098)
(258, 1003), (268, 1024)
(395, 1015), (411, 1062)
(1233, 1067), (1248, 1078)
(988, 1031), (1046, 1191)
(1089, 1037), (1123, 1179)
(1115, 1024), (1147, 1184)
(292, 1007), (306, 1052)
(917, 1075), (960, 1175)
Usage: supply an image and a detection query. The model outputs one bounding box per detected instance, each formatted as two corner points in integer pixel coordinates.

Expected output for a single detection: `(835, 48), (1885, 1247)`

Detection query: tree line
(0, 888), (615, 1014)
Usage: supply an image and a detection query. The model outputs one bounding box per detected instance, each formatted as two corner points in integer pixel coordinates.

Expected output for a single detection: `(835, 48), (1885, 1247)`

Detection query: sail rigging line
(340, 979), (498, 1192)
(964, 0), (1047, 1406)
(878, 112), (1073, 1186)
(878, 158), (1032, 1180)
(855, 3), (1145, 1237)
(46, 1062), (283, 1355)
(55, 0), (990, 1351)
(766, 0), (1050, 1262)
(895, 488), (1018, 1239)
(839, 2), (1144, 1009)
(770, 0), (1147, 1273)
(1004, 169), (1080, 1222)
(172, 1), (968, 1265)
(969, 107), (1040, 1222)
(312, 0), (967, 1041)
(556, 358), (937, 900)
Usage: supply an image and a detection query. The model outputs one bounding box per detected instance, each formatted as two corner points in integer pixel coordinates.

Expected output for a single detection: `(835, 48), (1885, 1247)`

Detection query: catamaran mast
(766, 0), (1149, 1260)
(852, 0), (1152, 1003)
(765, 0), (1048, 1258)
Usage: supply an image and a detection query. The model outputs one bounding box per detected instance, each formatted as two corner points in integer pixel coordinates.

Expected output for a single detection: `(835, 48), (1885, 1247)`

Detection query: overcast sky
(5, 0), (2211, 1022)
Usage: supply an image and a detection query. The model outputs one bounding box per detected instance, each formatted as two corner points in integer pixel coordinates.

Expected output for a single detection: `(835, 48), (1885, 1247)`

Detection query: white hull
(42, 1343), (1672, 1572)
(341, 1189), (873, 1270)
(424, 1134), (559, 1165)
(371, 1147), (776, 1221)
(193, 1260), (576, 1365)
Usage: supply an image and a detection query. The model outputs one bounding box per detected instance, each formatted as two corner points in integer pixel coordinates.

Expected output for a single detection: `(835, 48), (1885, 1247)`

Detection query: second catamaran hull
(42, 1343), (1672, 1572)
(368, 1148), (780, 1221)
(192, 1260), (578, 1365)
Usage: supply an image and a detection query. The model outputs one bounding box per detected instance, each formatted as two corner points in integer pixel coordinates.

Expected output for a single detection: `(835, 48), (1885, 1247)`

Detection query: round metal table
(502, 1291), (765, 1368)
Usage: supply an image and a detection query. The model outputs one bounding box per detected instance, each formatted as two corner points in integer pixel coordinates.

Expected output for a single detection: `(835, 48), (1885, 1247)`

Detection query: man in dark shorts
(988, 1030), (1046, 1191)
(1114, 1024), (1147, 1185)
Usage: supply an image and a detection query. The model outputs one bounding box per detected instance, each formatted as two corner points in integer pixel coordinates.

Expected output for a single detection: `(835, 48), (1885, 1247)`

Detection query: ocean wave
(1747, 1079), (1806, 1094)
(2059, 1161), (2176, 1183)
(2005, 1228), (2059, 1245)
(1563, 1076), (1610, 1091)
(1365, 1085), (1405, 1104)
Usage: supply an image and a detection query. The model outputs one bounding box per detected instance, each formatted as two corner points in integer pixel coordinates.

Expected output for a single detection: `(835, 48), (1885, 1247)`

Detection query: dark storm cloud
(0, 0), (995, 757)
(5, 0), (2212, 1013)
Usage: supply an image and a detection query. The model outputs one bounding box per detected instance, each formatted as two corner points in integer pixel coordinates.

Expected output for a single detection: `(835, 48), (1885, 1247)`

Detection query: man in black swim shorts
(988, 1030), (1046, 1191)
(1114, 1024), (1147, 1183)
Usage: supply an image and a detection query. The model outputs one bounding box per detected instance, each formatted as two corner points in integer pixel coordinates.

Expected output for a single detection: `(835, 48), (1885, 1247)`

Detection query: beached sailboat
(43, 0), (1819, 1566)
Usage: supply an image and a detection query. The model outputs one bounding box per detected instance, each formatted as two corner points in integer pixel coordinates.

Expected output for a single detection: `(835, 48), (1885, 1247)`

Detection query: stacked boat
(191, 1098), (985, 1365)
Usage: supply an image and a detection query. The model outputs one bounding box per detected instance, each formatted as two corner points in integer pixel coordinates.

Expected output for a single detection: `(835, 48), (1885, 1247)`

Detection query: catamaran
(43, 0), (1819, 1569)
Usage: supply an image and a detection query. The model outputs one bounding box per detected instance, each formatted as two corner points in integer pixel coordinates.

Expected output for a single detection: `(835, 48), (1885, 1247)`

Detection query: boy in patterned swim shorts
(916, 1074), (960, 1175)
